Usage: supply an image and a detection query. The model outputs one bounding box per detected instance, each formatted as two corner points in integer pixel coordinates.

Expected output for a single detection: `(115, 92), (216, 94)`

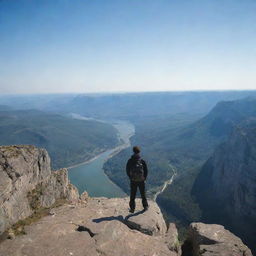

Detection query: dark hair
(133, 146), (140, 154)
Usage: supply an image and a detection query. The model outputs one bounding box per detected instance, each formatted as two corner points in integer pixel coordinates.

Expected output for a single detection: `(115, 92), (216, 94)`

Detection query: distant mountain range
(1, 91), (256, 119)
(0, 109), (118, 169)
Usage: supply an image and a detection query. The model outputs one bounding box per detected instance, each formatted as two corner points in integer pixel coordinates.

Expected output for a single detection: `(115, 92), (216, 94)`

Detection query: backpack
(130, 159), (144, 182)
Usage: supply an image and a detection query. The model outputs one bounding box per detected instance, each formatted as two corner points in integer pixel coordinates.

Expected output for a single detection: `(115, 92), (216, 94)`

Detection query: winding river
(68, 120), (134, 198)
(154, 163), (177, 201)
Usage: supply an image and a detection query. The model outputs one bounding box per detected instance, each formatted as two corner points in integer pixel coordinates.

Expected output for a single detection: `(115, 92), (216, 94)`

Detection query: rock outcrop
(0, 145), (79, 235)
(0, 197), (180, 256)
(0, 145), (253, 256)
(187, 223), (252, 256)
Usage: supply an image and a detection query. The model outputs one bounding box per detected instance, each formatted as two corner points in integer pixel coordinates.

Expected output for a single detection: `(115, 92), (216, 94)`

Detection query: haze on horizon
(0, 0), (256, 94)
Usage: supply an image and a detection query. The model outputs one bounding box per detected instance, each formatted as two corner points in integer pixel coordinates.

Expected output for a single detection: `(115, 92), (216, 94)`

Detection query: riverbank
(68, 120), (135, 197)
(67, 126), (134, 170)
(66, 149), (109, 169)
(67, 117), (134, 170)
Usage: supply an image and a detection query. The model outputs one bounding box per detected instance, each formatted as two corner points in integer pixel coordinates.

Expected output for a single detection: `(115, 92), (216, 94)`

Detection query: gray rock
(0, 198), (179, 256)
(165, 223), (181, 255)
(80, 190), (89, 202)
(0, 145), (79, 235)
(91, 197), (168, 236)
(188, 222), (252, 256)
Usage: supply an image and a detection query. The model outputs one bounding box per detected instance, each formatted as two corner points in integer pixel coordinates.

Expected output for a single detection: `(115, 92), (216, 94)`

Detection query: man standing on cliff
(126, 146), (149, 213)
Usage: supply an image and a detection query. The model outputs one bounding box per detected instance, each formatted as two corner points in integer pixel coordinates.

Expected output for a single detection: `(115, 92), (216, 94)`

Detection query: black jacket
(126, 153), (148, 180)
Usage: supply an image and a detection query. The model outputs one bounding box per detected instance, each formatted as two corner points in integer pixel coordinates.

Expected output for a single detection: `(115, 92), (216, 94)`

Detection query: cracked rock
(0, 198), (179, 256)
(0, 145), (79, 235)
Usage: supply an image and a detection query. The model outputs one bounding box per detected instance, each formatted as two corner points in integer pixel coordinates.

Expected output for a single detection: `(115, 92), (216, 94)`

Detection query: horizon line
(1, 89), (256, 96)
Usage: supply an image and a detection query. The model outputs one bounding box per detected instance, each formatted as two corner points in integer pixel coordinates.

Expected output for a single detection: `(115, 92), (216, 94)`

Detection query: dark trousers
(129, 181), (148, 210)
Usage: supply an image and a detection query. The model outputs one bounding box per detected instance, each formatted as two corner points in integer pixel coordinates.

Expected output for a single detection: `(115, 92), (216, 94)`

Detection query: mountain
(49, 91), (256, 120)
(157, 98), (256, 224)
(0, 110), (118, 169)
(0, 145), (252, 256)
(2, 91), (256, 119)
(159, 97), (256, 165)
(192, 118), (256, 253)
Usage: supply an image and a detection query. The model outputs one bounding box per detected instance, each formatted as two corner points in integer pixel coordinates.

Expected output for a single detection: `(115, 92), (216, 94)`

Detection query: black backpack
(130, 159), (144, 182)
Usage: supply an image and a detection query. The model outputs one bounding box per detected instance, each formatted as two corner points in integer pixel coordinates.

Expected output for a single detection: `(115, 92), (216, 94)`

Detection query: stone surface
(0, 145), (79, 235)
(188, 222), (252, 256)
(89, 197), (168, 236)
(165, 223), (181, 255)
(80, 191), (89, 202)
(0, 197), (179, 256)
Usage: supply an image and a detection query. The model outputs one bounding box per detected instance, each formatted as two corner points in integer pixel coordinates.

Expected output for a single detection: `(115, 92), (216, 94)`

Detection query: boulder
(188, 222), (252, 256)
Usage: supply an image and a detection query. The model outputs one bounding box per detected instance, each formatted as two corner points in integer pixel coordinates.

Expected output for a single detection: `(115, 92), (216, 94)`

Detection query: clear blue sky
(0, 0), (256, 94)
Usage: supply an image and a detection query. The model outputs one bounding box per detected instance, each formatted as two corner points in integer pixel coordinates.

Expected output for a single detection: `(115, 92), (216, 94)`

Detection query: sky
(0, 0), (256, 94)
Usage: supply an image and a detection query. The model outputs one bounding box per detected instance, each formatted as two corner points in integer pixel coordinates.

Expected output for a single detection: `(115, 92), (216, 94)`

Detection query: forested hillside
(0, 110), (118, 169)
(158, 97), (256, 225)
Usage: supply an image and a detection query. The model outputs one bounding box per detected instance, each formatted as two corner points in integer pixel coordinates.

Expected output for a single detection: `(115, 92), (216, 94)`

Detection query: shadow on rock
(92, 209), (145, 224)
(124, 209), (145, 220)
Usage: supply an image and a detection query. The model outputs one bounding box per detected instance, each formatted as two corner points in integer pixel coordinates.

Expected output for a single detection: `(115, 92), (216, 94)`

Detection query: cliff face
(0, 145), (253, 256)
(193, 119), (256, 252)
(0, 145), (79, 234)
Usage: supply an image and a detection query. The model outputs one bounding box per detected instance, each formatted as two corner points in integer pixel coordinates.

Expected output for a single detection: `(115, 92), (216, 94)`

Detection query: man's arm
(142, 160), (148, 180)
(126, 159), (131, 178)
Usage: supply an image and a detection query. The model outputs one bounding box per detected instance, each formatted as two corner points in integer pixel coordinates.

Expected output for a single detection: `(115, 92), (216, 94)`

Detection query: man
(126, 146), (149, 213)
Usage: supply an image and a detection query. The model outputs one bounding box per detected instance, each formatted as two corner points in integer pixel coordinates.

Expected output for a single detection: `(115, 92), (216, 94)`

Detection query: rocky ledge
(187, 223), (252, 256)
(0, 197), (180, 256)
(0, 145), (253, 256)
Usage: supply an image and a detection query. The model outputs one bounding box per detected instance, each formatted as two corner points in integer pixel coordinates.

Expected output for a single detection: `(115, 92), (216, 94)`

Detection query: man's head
(133, 146), (140, 154)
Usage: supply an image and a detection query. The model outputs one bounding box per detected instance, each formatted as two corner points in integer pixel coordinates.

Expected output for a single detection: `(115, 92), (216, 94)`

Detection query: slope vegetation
(158, 98), (256, 225)
(0, 110), (118, 169)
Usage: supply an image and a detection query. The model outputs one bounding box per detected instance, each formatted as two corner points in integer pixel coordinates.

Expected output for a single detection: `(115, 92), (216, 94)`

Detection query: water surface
(68, 121), (134, 197)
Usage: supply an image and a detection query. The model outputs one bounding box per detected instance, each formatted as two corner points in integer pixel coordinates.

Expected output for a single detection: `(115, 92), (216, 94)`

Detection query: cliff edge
(0, 145), (252, 256)
(0, 145), (79, 235)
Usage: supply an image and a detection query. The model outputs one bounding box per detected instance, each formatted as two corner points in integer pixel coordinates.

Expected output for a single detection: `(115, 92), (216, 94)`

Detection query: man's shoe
(129, 208), (135, 213)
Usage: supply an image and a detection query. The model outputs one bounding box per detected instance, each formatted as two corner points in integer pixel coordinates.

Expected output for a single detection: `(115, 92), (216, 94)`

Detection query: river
(68, 120), (135, 197)
(154, 163), (177, 201)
